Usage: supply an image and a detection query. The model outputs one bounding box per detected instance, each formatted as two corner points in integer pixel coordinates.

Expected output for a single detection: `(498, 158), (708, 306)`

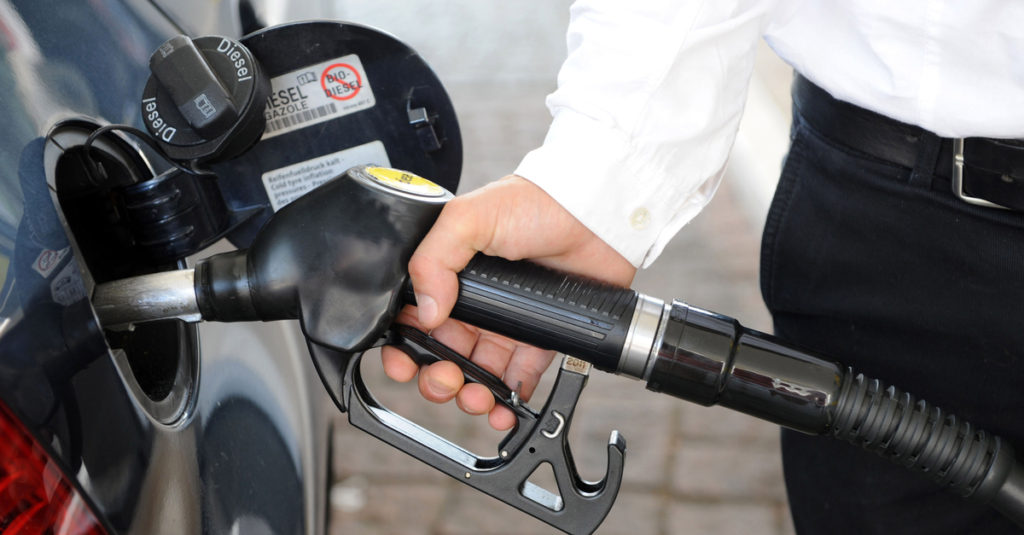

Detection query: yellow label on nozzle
(365, 166), (446, 197)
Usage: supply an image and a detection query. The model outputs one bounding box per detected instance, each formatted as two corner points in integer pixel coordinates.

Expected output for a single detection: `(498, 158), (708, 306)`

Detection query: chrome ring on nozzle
(617, 293), (666, 380)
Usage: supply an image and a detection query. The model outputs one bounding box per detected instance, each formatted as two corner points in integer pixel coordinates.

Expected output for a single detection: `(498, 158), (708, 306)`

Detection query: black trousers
(760, 81), (1024, 534)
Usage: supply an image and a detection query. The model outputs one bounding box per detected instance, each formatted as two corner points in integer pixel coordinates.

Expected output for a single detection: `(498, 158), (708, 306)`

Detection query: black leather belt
(793, 74), (1024, 211)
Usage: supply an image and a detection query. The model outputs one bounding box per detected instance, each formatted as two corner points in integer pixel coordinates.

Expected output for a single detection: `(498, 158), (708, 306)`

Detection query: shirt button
(630, 207), (650, 230)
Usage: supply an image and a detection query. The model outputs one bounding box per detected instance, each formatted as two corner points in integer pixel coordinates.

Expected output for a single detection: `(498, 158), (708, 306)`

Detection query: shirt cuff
(515, 108), (724, 269)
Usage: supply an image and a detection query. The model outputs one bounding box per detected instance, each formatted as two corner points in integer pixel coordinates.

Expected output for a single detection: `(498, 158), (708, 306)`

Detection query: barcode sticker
(265, 102), (338, 134)
(261, 54), (376, 140)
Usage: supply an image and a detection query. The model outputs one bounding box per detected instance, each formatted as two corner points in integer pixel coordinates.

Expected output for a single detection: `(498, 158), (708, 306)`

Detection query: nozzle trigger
(331, 325), (625, 534)
(385, 324), (534, 418)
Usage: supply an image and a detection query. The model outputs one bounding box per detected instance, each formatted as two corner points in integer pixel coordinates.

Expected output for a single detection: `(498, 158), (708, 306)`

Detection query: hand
(381, 174), (636, 430)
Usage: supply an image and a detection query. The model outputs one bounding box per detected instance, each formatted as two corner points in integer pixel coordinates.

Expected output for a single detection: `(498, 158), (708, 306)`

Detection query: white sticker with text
(261, 141), (391, 211)
(32, 247), (69, 278)
(261, 54), (376, 139)
(51, 261), (86, 306)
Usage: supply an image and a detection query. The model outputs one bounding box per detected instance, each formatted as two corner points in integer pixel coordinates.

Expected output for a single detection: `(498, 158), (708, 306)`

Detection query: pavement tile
(328, 480), (447, 535)
(778, 503), (796, 535)
(435, 486), (562, 535)
(568, 378), (676, 488)
(666, 502), (782, 535)
(332, 422), (449, 483)
(677, 403), (781, 445)
(595, 491), (663, 535)
(671, 441), (786, 500)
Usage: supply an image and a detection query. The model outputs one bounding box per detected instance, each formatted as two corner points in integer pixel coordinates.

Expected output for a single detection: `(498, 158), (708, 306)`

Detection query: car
(0, 1), (460, 533)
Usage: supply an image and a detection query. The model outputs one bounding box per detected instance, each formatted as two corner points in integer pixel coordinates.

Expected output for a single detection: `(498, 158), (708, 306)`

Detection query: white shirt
(515, 0), (1024, 268)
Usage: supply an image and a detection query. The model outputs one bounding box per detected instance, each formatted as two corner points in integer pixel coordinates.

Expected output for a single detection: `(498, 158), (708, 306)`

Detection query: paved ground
(303, 3), (797, 534)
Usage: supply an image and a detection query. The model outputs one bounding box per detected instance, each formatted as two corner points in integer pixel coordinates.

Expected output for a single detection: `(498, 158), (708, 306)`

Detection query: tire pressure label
(261, 54), (376, 140)
(261, 140), (391, 211)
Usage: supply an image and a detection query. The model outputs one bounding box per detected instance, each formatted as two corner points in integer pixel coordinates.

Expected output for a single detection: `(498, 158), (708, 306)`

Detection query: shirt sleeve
(514, 0), (777, 268)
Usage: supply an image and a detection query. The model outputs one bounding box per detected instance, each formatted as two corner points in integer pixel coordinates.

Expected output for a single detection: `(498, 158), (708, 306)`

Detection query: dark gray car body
(0, 1), (329, 533)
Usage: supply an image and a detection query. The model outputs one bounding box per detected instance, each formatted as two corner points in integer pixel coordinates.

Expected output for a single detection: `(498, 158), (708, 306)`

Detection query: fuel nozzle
(92, 166), (623, 535)
(93, 165), (452, 350)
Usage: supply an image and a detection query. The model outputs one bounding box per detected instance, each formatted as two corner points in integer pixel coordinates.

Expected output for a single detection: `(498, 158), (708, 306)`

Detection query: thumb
(407, 197), (494, 330)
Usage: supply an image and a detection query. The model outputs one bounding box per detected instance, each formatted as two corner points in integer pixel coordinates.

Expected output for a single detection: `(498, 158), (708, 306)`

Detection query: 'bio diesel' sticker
(261, 140), (390, 211)
(32, 247), (69, 278)
(365, 166), (446, 197)
(261, 54), (377, 140)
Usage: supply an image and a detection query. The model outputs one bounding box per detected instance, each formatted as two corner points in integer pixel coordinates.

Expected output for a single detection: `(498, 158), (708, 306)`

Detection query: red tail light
(0, 401), (107, 535)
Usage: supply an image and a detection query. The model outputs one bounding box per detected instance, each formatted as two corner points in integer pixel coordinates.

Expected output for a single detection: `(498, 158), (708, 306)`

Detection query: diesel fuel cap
(141, 35), (270, 165)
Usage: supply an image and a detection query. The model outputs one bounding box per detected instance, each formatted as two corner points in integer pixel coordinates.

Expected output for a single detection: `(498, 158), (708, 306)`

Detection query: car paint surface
(0, 1), (329, 533)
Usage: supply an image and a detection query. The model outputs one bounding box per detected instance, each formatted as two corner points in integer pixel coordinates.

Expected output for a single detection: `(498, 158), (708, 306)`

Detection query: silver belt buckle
(952, 138), (1010, 209)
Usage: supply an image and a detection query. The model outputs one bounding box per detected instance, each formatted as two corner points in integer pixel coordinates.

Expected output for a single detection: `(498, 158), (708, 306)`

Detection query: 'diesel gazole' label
(261, 54), (376, 140)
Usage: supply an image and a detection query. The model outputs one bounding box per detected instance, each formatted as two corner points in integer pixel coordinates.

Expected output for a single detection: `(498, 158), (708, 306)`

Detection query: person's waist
(792, 74), (1024, 212)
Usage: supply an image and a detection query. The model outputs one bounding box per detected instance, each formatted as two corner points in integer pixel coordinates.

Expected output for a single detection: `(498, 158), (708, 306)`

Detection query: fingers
(466, 332), (518, 379)
(383, 312), (539, 431)
(381, 305), (429, 383)
(381, 306), (481, 383)
(484, 346), (556, 431)
(383, 324), (557, 432)
(380, 346), (419, 382)
(412, 320), (492, 404)
(502, 346), (556, 402)
(417, 360), (464, 403)
(430, 331), (514, 416)
(408, 197), (494, 330)
(456, 383), (496, 416)
(383, 308), (514, 412)
(451, 340), (553, 415)
(457, 344), (557, 431)
(488, 406), (516, 431)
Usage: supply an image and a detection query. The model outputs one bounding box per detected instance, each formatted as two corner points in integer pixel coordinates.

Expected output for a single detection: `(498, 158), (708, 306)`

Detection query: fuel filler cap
(141, 34), (270, 165)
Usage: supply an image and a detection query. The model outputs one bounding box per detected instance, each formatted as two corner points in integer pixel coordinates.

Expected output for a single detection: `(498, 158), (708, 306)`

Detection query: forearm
(517, 0), (777, 267)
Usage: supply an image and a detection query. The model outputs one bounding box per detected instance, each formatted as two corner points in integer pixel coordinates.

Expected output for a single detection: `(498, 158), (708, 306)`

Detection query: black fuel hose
(438, 254), (1024, 527)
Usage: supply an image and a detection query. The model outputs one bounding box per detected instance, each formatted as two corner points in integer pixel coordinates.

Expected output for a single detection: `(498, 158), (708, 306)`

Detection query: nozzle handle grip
(443, 254), (639, 373)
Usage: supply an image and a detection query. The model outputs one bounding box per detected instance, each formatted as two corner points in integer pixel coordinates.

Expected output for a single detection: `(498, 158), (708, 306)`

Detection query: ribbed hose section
(831, 368), (1002, 499)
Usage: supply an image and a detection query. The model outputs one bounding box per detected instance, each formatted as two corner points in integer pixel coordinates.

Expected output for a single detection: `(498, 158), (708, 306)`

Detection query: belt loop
(909, 131), (942, 188)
